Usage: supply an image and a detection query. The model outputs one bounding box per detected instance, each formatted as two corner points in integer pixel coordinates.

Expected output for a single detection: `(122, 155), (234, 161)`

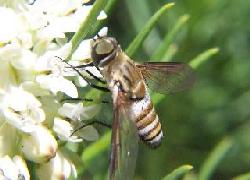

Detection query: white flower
(0, 7), (23, 43)
(37, 151), (77, 180)
(58, 102), (100, 121)
(53, 117), (82, 142)
(35, 43), (79, 98)
(1, 87), (45, 133)
(29, 0), (92, 39)
(0, 42), (37, 86)
(58, 102), (84, 121)
(0, 155), (29, 180)
(53, 117), (99, 142)
(21, 125), (58, 163)
(58, 103), (100, 141)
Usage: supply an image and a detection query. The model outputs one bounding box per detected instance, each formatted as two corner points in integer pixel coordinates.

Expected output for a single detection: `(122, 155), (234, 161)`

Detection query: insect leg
(74, 64), (106, 84)
(29, 0), (36, 5)
(71, 120), (111, 136)
(61, 97), (110, 104)
(55, 56), (110, 92)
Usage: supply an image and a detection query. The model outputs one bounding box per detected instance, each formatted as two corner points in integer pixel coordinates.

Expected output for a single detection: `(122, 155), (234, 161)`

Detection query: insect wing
(137, 62), (195, 94)
(119, 110), (138, 180)
(109, 89), (138, 180)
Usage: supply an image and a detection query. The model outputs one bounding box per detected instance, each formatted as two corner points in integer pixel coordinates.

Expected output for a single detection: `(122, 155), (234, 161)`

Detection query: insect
(74, 36), (195, 179)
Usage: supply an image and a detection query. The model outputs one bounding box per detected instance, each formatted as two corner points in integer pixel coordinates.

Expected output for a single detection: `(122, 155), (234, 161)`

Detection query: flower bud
(37, 151), (77, 179)
(21, 125), (57, 163)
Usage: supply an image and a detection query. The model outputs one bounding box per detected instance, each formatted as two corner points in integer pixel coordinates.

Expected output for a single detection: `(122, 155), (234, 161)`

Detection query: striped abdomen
(132, 95), (163, 148)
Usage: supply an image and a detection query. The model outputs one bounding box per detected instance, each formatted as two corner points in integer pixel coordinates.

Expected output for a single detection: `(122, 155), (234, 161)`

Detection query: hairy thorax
(100, 51), (146, 101)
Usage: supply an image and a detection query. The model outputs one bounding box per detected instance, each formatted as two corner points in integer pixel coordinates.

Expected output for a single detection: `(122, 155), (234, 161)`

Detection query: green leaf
(162, 164), (193, 180)
(189, 48), (219, 69)
(152, 14), (190, 60)
(68, 0), (109, 58)
(199, 138), (233, 180)
(162, 44), (178, 62)
(233, 172), (250, 180)
(125, 3), (175, 57)
(80, 131), (111, 172)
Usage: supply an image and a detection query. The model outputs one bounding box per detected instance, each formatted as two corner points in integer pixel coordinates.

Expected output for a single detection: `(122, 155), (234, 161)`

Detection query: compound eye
(95, 40), (114, 55)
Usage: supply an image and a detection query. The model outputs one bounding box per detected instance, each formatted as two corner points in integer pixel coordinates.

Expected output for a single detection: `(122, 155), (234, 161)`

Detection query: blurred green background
(82, 0), (250, 179)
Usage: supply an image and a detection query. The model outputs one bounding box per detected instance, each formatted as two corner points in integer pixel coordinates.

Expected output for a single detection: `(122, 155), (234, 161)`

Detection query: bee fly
(91, 37), (165, 147)
(75, 36), (195, 179)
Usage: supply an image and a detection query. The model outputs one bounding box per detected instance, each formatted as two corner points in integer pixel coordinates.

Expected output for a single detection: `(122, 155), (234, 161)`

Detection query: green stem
(152, 14), (190, 60)
(163, 164), (193, 180)
(125, 3), (175, 57)
(189, 48), (219, 69)
(199, 138), (233, 180)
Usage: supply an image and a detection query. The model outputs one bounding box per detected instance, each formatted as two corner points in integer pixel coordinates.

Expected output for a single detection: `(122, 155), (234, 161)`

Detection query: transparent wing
(137, 62), (195, 94)
(109, 89), (139, 180)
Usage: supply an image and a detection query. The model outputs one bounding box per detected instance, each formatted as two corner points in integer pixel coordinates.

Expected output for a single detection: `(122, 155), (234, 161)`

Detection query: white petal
(30, 0), (82, 16)
(39, 16), (79, 38)
(35, 43), (72, 71)
(58, 103), (84, 121)
(21, 125), (58, 163)
(3, 108), (38, 132)
(72, 39), (91, 60)
(0, 156), (19, 180)
(23, 9), (48, 30)
(11, 49), (37, 70)
(97, 10), (107, 20)
(97, 27), (108, 37)
(0, 7), (22, 43)
(59, 103), (100, 121)
(85, 66), (103, 78)
(76, 76), (88, 87)
(17, 32), (33, 49)
(38, 26), (66, 39)
(21, 81), (51, 97)
(4, 87), (42, 111)
(36, 75), (78, 98)
(53, 117), (82, 142)
(12, 156), (30, 180)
